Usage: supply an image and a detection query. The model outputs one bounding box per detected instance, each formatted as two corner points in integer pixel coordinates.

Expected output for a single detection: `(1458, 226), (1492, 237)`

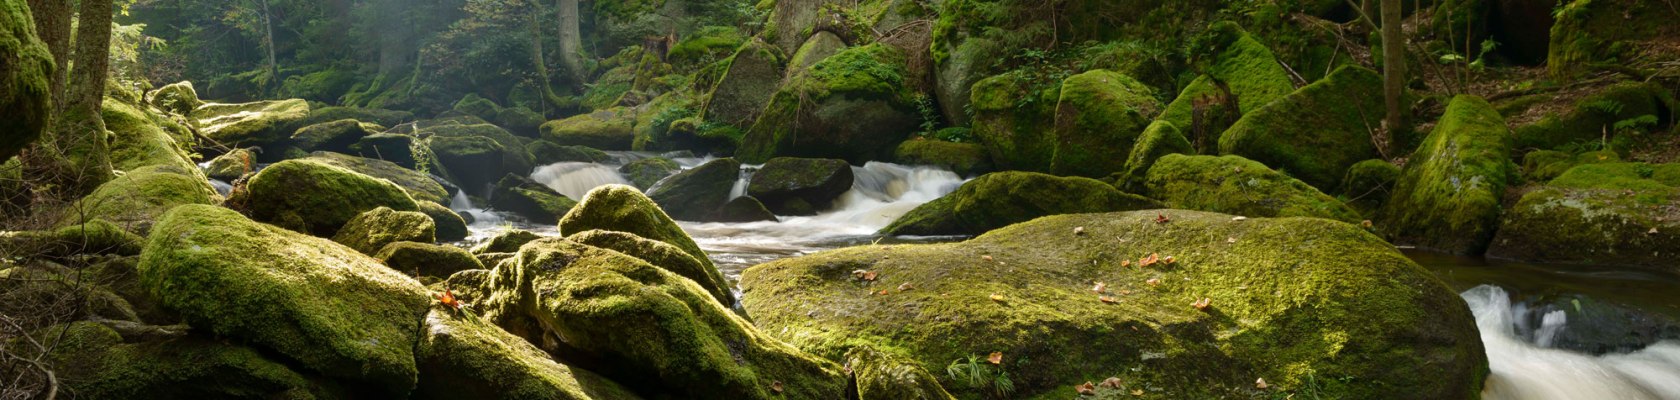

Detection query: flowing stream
(448, 155), (1680, 398)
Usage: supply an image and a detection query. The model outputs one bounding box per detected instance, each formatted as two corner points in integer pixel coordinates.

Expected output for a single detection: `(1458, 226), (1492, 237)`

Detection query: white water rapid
(530, 162), (634, 200)
(1464, 285), (1680, 400)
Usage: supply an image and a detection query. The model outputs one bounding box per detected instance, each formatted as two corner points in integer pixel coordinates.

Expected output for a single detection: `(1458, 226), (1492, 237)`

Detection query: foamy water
(1464, 285), (1680, 400)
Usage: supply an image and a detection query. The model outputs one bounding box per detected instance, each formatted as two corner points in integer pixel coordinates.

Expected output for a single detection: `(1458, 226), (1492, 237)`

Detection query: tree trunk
(26, 0), (70, 110)
(556, 0), (585, 90)
(1380, 0), (1405, 139)
(55, 0), (115, 194)
(260, 0), (279, 95)
(530, 12), (574, 113)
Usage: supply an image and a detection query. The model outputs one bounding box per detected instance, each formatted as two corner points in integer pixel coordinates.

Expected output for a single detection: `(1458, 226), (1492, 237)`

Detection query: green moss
(1512, 81), (1675, 151)
(738, 43), (918, 164)
(620, 157), (680, 189)
(1523, 149), (1620, 181)
(418, 200), (469, 242)
(1160, 23), (1295, 142)
(470, 229), (543, 254)
(0, 0), (53, 162)
(1144, 154), (1362, 223)
(453, 93), (502, 122)
(882, 171), (1164, 236)
(645, 158), (742, 221)
(206, 148), (257, 181)
(1218, 66), (1384, 191)
(377, 242), (483, 280)
(530, 141), (610, 165)
(139, 205), (430, 396)
(62, 164), (218, 235)
(429, 135), (509, 192)
(42, 322), (329, 399)
(190, 99), (311, 147)
(1047, 70), (1162, 177)
(478, 238), (848, 399)
(235, 158), (420, 237)
(716, 195), (778, 222)
(332, 206), (437, 255)
(426, 122), (536, 184)
(893, 139), (994, 177)
(103, 100), (201, 172)
(299, 106), (414, 128)
(846, 345), (957, 400)
(1, 218), (146, 258)
(701, 39), (787, 129)
(560, 184), (717, 273)
(1114, 120), (1194, 193)
(788, 31), (847, 77)
(491, 174), (577, 224)
(1379, 95), (1514, 255)
(669, 26), (746, 67)
(567, 229), (735, 307)
(968, 72), (1061, 171)
(415, 308), (639, 400)
(744, 210), (1488, 399)
(1548, 0), (1675, 80)
(291, 119), (378, 153)
(1487, 162), (1680, 271)
(1340, 159), (1401, 215)
(305, 151), (449, 205)
(539, 109), (636, 151)
(146, 81), (204, 115)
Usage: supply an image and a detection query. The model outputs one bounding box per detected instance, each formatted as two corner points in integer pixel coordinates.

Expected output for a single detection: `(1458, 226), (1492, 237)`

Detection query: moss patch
(1379, 95), (1515, 255)
(560, 184), (716, 274)
(234, 158), (420, 237)
(893, 139), (994, 177)
(190, 99), (311, 147)
(1144, 154), (1362, 223)
(61, 164), (218, 235)
(738, 43), (919, 164)
(333, 206), (437, 255)
(567, 229), (735, 307)
(1049, 70), (1162, 177)
(540, 109), (637, 151)
(306, 151), (450, 205)
(1217, 66), (1384, 191)
(883, 171), (1163, 236)
(1487, 162), (1680, 271)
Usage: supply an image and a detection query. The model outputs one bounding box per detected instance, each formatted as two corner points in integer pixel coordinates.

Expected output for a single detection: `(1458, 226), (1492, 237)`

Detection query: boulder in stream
(646, 158), (741, 221)
(1487, 162), (1680, 272)
(190, 99), (311, 148)
(882, 171), (1162, 236)
(747, 157), (854, 215)
(1143, 154), (1362, 223)
(332, 206), (437, 255)
(490, 174), (576, 224)
(231, 158), (420, 237)
(1379, 95), (1515, 255)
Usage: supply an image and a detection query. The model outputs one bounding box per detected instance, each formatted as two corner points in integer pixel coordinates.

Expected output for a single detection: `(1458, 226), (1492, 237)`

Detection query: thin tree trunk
(530, 12), (573, 113)
(1381, 0), (1405, 139)
(260, 0), (280, 95)
(52, 0), (115, 195)
(26, 0), (70, 111)
(556, 0), (585, 90)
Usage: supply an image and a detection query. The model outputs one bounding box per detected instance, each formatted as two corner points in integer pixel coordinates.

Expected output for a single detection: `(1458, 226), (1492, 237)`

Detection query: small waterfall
(1464, 285), (1680, 400)
(530, 162), (633, 200)
(728, 166), (754, 200)
(208, 179), (234, 196)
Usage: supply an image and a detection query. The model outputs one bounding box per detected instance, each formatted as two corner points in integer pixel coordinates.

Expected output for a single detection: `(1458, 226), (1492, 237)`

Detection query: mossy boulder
(146, 81), (204, 115)
(1380, 96), (1515, 255)
(619, 157), (680, 189)
(496, 106), (545, 137)
(669, 26), (746, 67)
(1048, 70), (1163, 177)
(893, 139), (993, 177)
(429, 135), (510, 194)
(1218, 66), (1385, 191)
(2, 218), (146, 259)
(1114, 120), (1194, 193)
(716, 195), (778, 222)
(300, 106), (414, 128)
(491, 174), (577, 224)
(1144, 154), (1363, 223)
(418, 200), (469, 242)
(0, 0), (53, 162)
(306, 151), (450, 205)
(1160, 24), (1297, 148)
(103, 101), (200, 172)
(351, 132), (423, 169)
(1487, 162), (1680, 271)
(190, 99), (311, 147)
(377, 242), (484, 280)
(139, 205), (431, 396)
(39, 322), (329, 399)
(748, 157), (854, 215)
(969, 71), (1059, 171)
(1548, 0), (1680, 80)
(235, 158), (420, 237)
(744, 210), (1489, 399)
(702, 38), (788, 128)
(882, 171), (1163, 236)
(415, 308), (639, 400)
(427, 122), (537, 187)
(539, 109), (636, 151)
(333, 206), (437, 255)
(291, 119), (381, 153)
(1512, 81), (1675, 151)
(647, 158), (742, 221)
(1523, 149), (1620, 181)
(205, 148), (257, 181)
(788, 31), (847, 77)
(62, 164), (218, 235)
(1341, 158), (1401, 214)
(566, 229), (735, 307)
(560, 184), (715, 273)
(477, 238), (848, 398)
(738, 43), (919, 164)
(531, 142), (611, 165)
(471, 229), (543, 255)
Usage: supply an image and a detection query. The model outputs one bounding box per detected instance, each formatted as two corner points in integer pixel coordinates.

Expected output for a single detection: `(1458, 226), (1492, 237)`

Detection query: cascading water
(530, 162), (633, 200)
(1463, 285), (1680, 399)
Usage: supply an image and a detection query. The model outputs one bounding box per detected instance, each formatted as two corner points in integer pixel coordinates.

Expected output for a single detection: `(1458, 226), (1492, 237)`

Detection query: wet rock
(560, 185), (716, 273)
(62, 164), (219, 235)
(415, 308), (639, 400)
(702, 38), (787, 129)
(1487, 162), (1680, 272)
(231, 158), (420, 237)
(1143, 154), (1362, 223)
(490, 174), (577, 224)
(738, 43), (918, 164)
(377, 242), (484, 280)
(566, 229), (735, 307)
(530, 142), (610, 165)
(882, 171), (1163, 236)
(893, 139), (993, 177)
(418, 201), (470, 243)
(471, 229), (543, 255)
(146, 81), (204, 115)
(205, 148), (257, 181)
(619, 157), (680, 190)
(429, 135), (508, 193)
(646, 158), (741, 221)
(540, 109), (636, 151)
(291, 119), (381, 153)
(351, 133), (423, 169)
(190, 99), (311, 148)
(715, 196), (777, 223)
(306, 151), (450, 205)
(748, 157), (854, 215)
(333, 206), (437, 255)
(1218, 66), (1385, 191)
(1380, 95), (1516, 255)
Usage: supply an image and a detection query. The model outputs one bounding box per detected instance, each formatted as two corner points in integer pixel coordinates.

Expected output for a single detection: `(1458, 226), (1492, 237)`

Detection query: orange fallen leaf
(876, 289), (890, 296)
(982, 255), (994, 262)
(1099, 295), (1118, 304)
(898, 282), (915, 291)
(1100, 377), (1124, 389)
(1132, 388), (1145, 396)
(1092, 282), (1107, 294)
(1162, 255), (1176, 265)
(1121, 259), (1132, 267)
(1146, 278), (1161, 287)
(437, 290), (462, 311)
(1192, 297), (1211, 311)
(1076, 381), (1097, 395)
(1155, 214), (1170, 224)
(990, 293), (1006, 302)
(851, 269), (868, 279)
(1139, 253), (1159, 267)
(1361, 220), (1374, 229)
(862, 271), (878, 281)
(987, 352), (1003, 364)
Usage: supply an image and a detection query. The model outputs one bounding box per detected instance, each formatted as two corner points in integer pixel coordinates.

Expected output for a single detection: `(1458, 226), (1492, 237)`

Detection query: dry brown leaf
(1119, 289), (1132, 295)
(1146, 278), (1161, 287)
(862, 271), (878, 281)
(1650, 227), (1660, 235)
(1132, 388), (1145, 396)
(771, 380), (784, 393)
(1100, 377), (1124, 389)
(1192, 297), (1211, 311)
(1121, 259), (1132, 267)
(875, 289), (890, 296)
(898, 282), (915, 291)
(1099, 295), (1118, 304)
(987, 352), (1003, 364)
(1163, 255), (1176, 265)
(982, 255), (994, 262)
(1256, 377), (1269, 389)
(1361, 220), (1374, 228)
(1074, 226), (1086, 236)
(1232, 216), (1247, 221)
(1155, 213), (1170, 224)
(1076, 381), (1097, 395)
(1227, 237), (1237, 244)
(1139, 253), (1159, 267)
(1092, 282), (1107, 294)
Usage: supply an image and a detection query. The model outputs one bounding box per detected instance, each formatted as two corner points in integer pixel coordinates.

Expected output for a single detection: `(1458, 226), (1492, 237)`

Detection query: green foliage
(945, 354), (1015, 398)
(914, 93), (940, 136)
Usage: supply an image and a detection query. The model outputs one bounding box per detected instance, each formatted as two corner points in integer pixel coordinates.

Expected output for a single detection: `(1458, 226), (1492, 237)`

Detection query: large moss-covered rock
(430, 135), (508, 193)
(299, 106), (414, 128)
(738, 44), (919, 164)
(146, 81), (204, 115)
(191, 99), (311, 147)
(1523, 149), (1620, 182)
(0, 0), (53, 162)
(560, 184), (715, 272)
(103, 100), (199, 172)
(139, 205), (431, 396)
(1144, 154), (1362, 223)
(377, 242), (484, 280)
(415, 308), (639, 400)
(491, 174), (577, 224)
(306, 151), (449, 205)
(788, 31), (846, 77)
(669, 25), (745, 67)
(619, 157), (679, 189)
(471, 229), (543, 255)
(234, 158), (420, 236)
(1114, 120), (1194, 193)
(333, 206), (437, 255)
(702, 38), (788, 128)
(844, 346), (956, 400)
(1380, 96), (1515, 255)
(1512, 81), (1675, 151)
(969, 72), (1059, 172)
(1487, 163), (1680, 271)
(1548, 0), (1679, 80)
(1159, 23), (1297, 145)
(62, 164), (218, 235)
(1341, 158), (1401, 214)
(1, 218), (146, 258)
(292, 119), (381, 153)
(531, 142), (611, 165)
(427, 122), (536, 187)
(353, 133), (424, 169)
(419, 201), (469, 242)
(1218, 66), (1385, 191)
(646, 158), (742, 221)
(40, 322), (329, 399)
(205, 148), (256, 181)
(1048, 70), (1162, 177)
(716, 195), (777, 222)
(567, 229), (734, 307)
(882, 171), (1163, 236)
(478, 238), (848, 399)
(539, 109), (636, 151)
(748, 157), (854, 215)
(745, 210), (1489, 399)
(893, 139), (993, 177)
